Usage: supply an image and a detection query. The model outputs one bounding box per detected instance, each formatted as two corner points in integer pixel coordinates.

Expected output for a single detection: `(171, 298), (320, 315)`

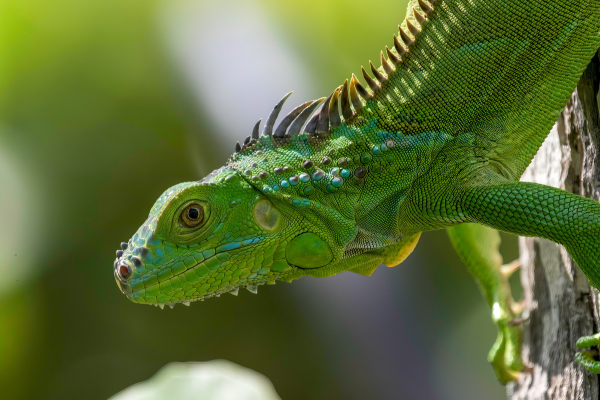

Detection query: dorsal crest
(230, 0), (437, 158)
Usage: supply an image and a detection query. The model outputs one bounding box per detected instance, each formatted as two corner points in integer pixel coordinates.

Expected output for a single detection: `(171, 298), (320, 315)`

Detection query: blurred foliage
(0, 0), (518, 399)
(111, 360), (281, 400)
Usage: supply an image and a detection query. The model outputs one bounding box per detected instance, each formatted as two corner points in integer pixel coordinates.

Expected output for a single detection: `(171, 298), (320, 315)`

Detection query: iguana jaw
(115, 239), (303, 308)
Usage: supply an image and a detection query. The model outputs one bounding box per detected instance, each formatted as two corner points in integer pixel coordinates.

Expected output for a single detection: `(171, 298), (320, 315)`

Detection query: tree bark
(508, 52), (600, 399)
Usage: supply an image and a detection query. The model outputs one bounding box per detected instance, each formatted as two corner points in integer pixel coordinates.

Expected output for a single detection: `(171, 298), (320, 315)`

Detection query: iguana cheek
(285, 233), (333, 269)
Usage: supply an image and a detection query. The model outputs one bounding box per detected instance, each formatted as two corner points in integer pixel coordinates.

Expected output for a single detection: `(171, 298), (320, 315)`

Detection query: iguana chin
(113, 0), (600, 383)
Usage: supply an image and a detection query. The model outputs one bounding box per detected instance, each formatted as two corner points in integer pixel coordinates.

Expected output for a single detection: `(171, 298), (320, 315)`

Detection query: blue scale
(299, 173), (310, 183)
(332, 177), (344, 188)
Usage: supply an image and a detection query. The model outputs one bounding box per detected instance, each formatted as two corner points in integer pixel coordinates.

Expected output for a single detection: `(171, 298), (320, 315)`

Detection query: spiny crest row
(234, 0), (436, 154)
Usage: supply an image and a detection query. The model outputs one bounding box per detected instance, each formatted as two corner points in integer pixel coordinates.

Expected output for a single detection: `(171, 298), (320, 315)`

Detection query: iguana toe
(575, 351), (600, 374)
(576, 333), (600, 374)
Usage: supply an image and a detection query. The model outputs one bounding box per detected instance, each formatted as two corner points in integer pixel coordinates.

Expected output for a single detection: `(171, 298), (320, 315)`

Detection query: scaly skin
(114, 0), (600, 383)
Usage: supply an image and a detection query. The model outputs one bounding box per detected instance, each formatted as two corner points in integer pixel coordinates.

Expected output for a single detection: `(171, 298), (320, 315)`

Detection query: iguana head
(114, 166), (358, 307)
(113, 173), (293, 307)
(114, 92), (363, 308)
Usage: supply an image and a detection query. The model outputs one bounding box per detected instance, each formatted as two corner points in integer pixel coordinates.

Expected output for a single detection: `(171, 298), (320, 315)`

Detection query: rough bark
(508, 52), (600, 399)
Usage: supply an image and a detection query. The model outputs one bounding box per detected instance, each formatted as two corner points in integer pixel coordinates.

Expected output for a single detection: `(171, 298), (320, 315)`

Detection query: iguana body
(114, 0), (600, 383)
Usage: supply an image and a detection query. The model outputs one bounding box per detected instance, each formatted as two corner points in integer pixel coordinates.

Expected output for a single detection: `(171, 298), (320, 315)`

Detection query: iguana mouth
(113, 235), (284, 308)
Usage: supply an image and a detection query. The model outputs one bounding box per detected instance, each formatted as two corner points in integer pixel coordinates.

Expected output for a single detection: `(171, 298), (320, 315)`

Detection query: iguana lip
(124, 253), (267, 306)
(118, 235), (279, 305)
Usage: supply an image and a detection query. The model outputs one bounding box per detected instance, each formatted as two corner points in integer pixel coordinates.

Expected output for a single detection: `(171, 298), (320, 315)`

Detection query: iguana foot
(485, 260), (526, 384)
(488, 310), (525, 384)
(576, 333), (600, 373)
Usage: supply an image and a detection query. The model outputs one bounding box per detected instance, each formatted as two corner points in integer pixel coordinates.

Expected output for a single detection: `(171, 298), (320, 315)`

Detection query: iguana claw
(500, 260), (521, 278)
(576, 333), (600, 373)
(511, 299), (526, 316)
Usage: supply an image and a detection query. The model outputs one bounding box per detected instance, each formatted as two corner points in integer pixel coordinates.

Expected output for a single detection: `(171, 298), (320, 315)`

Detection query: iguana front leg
(457, 177), (600, 374)
(446, 223), (524, 384)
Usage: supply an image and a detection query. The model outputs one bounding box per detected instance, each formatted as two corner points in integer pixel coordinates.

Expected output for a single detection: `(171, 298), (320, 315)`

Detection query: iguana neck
(224, 120), (453, 246)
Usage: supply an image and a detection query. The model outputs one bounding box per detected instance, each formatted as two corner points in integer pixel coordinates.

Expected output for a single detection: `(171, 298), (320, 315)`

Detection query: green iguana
(113, 0), (600, 383)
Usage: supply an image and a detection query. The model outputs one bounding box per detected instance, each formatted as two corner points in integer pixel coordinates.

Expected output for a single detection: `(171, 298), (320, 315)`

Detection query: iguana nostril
(116, 250), (123, 258)
(131, 257), (142, 268)
(120, 242), (128, 251)
(119, 264), (132, 279)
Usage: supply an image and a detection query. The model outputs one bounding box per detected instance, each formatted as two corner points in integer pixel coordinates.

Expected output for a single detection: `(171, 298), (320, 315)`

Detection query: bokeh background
(0, 0), (521, 398)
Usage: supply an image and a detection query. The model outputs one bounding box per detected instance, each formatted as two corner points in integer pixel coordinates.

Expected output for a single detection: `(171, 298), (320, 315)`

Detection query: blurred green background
(0, 0), (520, 398)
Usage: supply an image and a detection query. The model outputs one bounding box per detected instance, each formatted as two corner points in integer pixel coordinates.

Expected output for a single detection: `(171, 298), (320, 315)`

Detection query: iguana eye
(180, 204), (205, 228)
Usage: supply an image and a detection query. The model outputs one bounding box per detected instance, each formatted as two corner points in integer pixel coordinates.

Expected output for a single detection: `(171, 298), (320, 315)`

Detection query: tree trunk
(508, 52), (600, 399)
